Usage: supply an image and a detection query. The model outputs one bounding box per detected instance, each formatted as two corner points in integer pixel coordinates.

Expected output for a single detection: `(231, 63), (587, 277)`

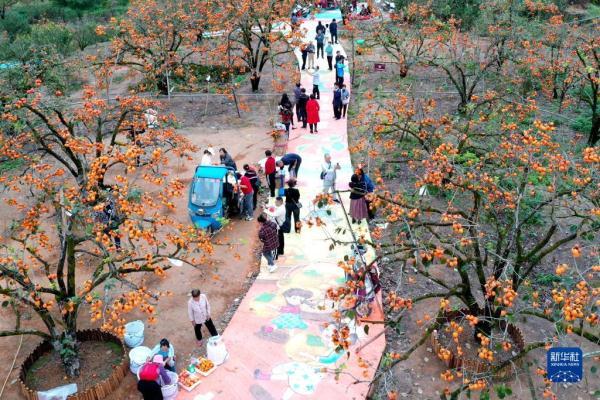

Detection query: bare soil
(0, 119), (278, 400)
(345, 36), (600, 400)
(24, 341), (123, 392)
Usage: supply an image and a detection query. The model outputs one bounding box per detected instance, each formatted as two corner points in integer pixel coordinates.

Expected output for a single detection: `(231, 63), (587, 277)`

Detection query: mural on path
(178, 11), (385, 400)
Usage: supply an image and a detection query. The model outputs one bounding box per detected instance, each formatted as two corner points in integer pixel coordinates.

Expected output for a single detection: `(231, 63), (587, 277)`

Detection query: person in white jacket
(264, 196), (286, 258)
(321, 153), (341, 196)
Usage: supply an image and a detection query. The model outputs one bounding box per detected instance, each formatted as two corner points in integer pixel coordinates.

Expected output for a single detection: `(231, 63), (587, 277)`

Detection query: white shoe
(268, 264), (278, 273)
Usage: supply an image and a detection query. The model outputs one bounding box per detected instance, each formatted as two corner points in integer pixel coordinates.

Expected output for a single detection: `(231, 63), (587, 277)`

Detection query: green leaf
(1, 301), (9, 307)
(364, 325), (370, 335)
(591, 365), (598, 374)
(480, 390), (490, 400)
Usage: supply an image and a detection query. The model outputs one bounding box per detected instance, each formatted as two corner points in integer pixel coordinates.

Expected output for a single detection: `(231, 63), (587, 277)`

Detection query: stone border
(19, 329), (128, 400)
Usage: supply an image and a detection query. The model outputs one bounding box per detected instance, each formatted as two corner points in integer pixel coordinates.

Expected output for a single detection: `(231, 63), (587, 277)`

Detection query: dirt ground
(0, 114), (277, 399)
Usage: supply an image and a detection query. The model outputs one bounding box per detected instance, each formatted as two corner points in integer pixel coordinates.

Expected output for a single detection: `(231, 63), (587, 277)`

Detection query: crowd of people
(138, 10), (376, 400)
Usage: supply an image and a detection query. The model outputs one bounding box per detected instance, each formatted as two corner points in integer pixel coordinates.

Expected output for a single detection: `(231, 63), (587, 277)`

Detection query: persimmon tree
(104, 0), (221, 94)
(572, 31), (600, 146)
(221, 0), (298, 90)
(319, 92), (599, 397)
(364, 3), (432, 77)
(0, 86), (212, 376)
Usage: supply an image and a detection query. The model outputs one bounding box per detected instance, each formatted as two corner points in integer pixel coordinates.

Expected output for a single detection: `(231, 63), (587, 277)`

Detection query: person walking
(312, 66), (321, 100)
(264, 196), (286, 258)
(278, 153), (302, 177)
(332, 84), (342, 120)
(348, 173), (368, 224)
(243, 163), (260, 210)
(316, 21), (326, 35)
(293, 83), (302, 124)
(306, 42), (316, 70)
(258, 213), (279, 273)
(329, 19), (338, 44)
(335, 60), (345, 86)
(301, 44), (308, 70)
(321, 153), (341, 195)
(188, 288), (218, 347)
(237, 172), (254, 221)
(341, 84), (350, 118)
(279, 104), (293, 136)
(219, 148), (237, 171)
(306, 94), (320, 133)
(264, 150), (277, 197)
(284, 179), (302, 233)
(279, 93), (295, 129)
(297, 88), (309, 128)
(316, 31), (325, 59)
(325, 42), (334, 70)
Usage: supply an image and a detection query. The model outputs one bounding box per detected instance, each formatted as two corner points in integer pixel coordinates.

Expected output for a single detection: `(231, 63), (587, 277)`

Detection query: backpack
(138, 362), (160, 381)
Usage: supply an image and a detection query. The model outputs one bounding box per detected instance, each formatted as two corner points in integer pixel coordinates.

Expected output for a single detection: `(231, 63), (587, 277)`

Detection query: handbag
(320, 171), (326, 180)
(294, 200), (303, 209)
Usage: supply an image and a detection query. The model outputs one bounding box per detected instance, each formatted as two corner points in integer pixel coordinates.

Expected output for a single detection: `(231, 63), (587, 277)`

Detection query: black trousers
(276, 228), (285, 257)
(301, 54), (307, 69)
(327, 56), (333, 70)
(336, 75), (344, 86)
(285, 203), (300, 233)
(298, 108), (307, 127)
(317, 43), (324, 58)
(295, 103), (301, 123)
(267, 173), (276, 197)
(251, 182), (259, 209)
(138, 380), (163, 400)
(342, 103), (348, 117)
(333, 103), (342, 119)
(194, 318), (218, 341)
(313, 84), (320, 99)
(331, 32), (338, 43)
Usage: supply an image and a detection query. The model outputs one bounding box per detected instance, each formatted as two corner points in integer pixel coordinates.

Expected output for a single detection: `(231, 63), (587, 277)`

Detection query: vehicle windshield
(191, 177), (220, 207)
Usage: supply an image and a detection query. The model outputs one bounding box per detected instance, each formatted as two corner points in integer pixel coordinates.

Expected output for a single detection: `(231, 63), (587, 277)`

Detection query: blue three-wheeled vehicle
(188, 165), (241, 233)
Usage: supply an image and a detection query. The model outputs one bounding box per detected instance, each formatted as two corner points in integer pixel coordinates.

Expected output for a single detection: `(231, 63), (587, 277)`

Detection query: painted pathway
(179, 13), (385, 400)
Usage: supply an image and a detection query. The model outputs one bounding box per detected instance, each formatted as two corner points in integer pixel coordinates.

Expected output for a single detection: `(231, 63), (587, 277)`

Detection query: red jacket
(265, 156), (276, 175)
(240, 175), (253, 195)
(306, 99), (320, 124)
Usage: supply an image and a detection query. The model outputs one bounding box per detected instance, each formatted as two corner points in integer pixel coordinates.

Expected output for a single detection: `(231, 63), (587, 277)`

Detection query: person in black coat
(329, 19), (338, 44)
(296, 88), (309, 128)
(332, 84), (342, 120)
(301, 45), (308, 70)
(316, 21), (326, 35)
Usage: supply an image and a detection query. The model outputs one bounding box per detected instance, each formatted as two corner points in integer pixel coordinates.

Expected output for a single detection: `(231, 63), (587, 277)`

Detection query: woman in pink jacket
(306, 94), (320, 133)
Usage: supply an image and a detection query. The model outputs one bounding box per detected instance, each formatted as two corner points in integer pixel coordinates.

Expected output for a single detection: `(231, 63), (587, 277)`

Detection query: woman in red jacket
(306, 94), (320, 133)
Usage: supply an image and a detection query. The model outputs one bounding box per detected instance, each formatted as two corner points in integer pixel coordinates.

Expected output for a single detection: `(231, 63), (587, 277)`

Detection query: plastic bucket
(129, 346), (151, 374)
(124, 320), (145, 348)
(161, 371), (179, 400)
(206, 335), (228, 366)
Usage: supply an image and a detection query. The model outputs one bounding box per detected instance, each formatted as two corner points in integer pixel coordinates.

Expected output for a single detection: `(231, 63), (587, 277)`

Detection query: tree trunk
(157, 74), (169, 95)
(588, 113), (599, 146)
(52, 330), (80, 377)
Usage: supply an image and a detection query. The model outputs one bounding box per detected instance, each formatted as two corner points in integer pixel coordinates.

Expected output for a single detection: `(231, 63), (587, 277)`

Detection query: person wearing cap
(137, 354), (171, 400)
